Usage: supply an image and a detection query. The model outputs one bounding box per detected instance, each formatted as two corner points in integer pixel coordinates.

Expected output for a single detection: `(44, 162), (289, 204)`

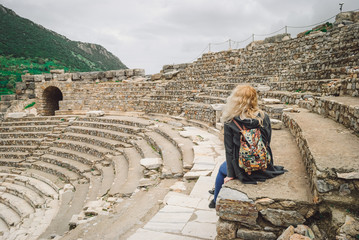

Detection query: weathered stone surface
(183, 171), (211, 180)
(86, 110), (105, 117)
(338, 215), (359, 238)
(50, 69), (65, 74)
(237, 229), (277, 240)
(216, 218), (237, 240)
(289, 233), (311, 240)
(140, 158), (162, 169)
(277, 225), (295, 240)
(7, 112), (27, 118)
(316, 179), (334, 193)
(260, 208), (305, 227)
(337, 171), (359, 180)
(270, 118), (283, 130)
(217, 187), (258, 226)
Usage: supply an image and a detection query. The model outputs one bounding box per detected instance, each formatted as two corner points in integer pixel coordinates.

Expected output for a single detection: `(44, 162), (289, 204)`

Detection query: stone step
(0, 217), (9, 237)
(3, 173), (59, 199)
(61, 132), (124, 150)
(145, 131), (183, 178)
(21, 169), (64, 193)
(70, 121), (142, 135)
(0, 120), (61, 127)
(40, 154), (93, 174)
(2, 116), (65, 123)
(116, 147), (144, 196)
(108, 155), (129, 196)
(87, 115), (153, 128)
(29, 161), (82, 182)
(299, 95), (359, 133)
(155, 125), (194, 170)
(282, 108), (359, 207)
(133, 138), (161, 159)
(0, 202), (21, 227)
(0, 158), (24, 167)
(67, 125), (136, 144)
(0, 152), (30, 159)
(53, 140), (115, 159)
(1, 182), (45, 208)
(261, 104), (292, 119)
(193, 95), (226, 104)
(261, 91), (359, 133)
(40, 182), (89, 238)
(216, 127), (314, 238)
(95, 164), (115, 197)
(0, 145), (38, 153)
(0, 192), (34, 218)
(0, 131), (48, 139)
(0, 138), (44, 146)
(0, 125), (56, 132)
(47, 147), (101, 165)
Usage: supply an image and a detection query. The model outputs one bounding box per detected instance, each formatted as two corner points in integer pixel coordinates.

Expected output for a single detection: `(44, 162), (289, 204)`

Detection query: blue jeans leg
(214, 161), (227, 203)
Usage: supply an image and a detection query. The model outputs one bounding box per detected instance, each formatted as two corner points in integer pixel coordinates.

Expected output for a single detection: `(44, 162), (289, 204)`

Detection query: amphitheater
(0, 12), (359, 240)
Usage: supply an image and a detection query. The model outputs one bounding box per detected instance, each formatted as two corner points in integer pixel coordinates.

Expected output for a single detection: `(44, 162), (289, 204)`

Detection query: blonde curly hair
(221, 85), (264, 125)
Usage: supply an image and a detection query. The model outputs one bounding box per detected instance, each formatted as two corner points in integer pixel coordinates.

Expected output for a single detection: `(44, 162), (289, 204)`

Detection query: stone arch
(42, 86), (63, 116)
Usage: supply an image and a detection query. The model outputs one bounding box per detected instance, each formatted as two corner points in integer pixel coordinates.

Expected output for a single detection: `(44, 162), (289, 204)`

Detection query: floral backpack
(233, 119), (271, 175)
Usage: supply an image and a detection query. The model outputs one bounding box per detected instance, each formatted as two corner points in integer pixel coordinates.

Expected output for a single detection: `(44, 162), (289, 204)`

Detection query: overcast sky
(1, 0), (358, 74)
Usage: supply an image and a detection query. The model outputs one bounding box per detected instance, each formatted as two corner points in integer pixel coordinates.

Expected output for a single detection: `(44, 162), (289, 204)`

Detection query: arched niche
(42, 86), (63, 116)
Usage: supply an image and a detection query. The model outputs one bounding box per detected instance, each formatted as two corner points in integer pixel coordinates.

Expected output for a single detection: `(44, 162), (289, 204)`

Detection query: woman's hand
(224, 177), (234, 183)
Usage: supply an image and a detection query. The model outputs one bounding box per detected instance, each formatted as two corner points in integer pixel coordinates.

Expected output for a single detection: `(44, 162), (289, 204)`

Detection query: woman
(209, 85), (286, 208)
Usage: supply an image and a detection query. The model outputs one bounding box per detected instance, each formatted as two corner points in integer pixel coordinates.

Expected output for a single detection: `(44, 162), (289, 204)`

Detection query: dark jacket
(224, 113), (285, 184)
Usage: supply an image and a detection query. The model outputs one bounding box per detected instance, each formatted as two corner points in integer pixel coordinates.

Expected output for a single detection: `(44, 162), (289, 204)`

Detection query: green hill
(0, 4), (127, 95)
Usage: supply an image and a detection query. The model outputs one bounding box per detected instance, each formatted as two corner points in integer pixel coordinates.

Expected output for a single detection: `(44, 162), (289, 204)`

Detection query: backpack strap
(232, 119), (245, 132)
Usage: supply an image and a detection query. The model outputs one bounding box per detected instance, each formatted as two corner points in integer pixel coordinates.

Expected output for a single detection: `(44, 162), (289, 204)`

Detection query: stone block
(114, 70), (125, 77)
(140, 158), (162, 169)
(56, 74), (66, 81)
(277, 225), (295, 240)
(260, 208), (306, 227)
(86, 111), (104, 117)
(217, 187), (258, 226)
(105, 71), (114, 78)
(216, 218), (237, 240)
(43, 73), (52, 81)
(337, 171), (359, 180)
(125, 69), (134, 77)
(1, 95), (16, 101)
(183, 171), (211, 180)
(72, 72), (81, 81)
(16, 82), (26, 91)
(50, 69), (65, 74)
(7, 112), (27, 118)
(34, 75), (45, 82)
(26, 82), (36, 90)
(134, 68), (145, 76)
(271, 119), (283, 130)
(151, 73), (162, 81)
(21, 75), (34, 82)
(237, 229), (276, 240)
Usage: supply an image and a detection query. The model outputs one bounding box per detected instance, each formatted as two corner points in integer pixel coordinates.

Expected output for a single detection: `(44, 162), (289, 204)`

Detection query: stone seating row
(261, 90), (359, 133)
(0, 171), (59, 239)
(268, 78), (359, 97)
(0, 114), (198, 238)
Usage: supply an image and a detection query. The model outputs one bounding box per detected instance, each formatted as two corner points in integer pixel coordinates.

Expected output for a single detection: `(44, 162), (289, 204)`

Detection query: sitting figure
(209, 85), (286, 208)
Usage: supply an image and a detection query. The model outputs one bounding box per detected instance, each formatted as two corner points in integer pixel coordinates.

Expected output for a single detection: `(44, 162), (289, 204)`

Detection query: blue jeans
(214, 161), (227, 203)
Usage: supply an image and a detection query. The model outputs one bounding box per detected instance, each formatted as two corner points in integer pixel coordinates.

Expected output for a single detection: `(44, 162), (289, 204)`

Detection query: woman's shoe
(208, 199), (215, 208)
(208, 188), (214, 195)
